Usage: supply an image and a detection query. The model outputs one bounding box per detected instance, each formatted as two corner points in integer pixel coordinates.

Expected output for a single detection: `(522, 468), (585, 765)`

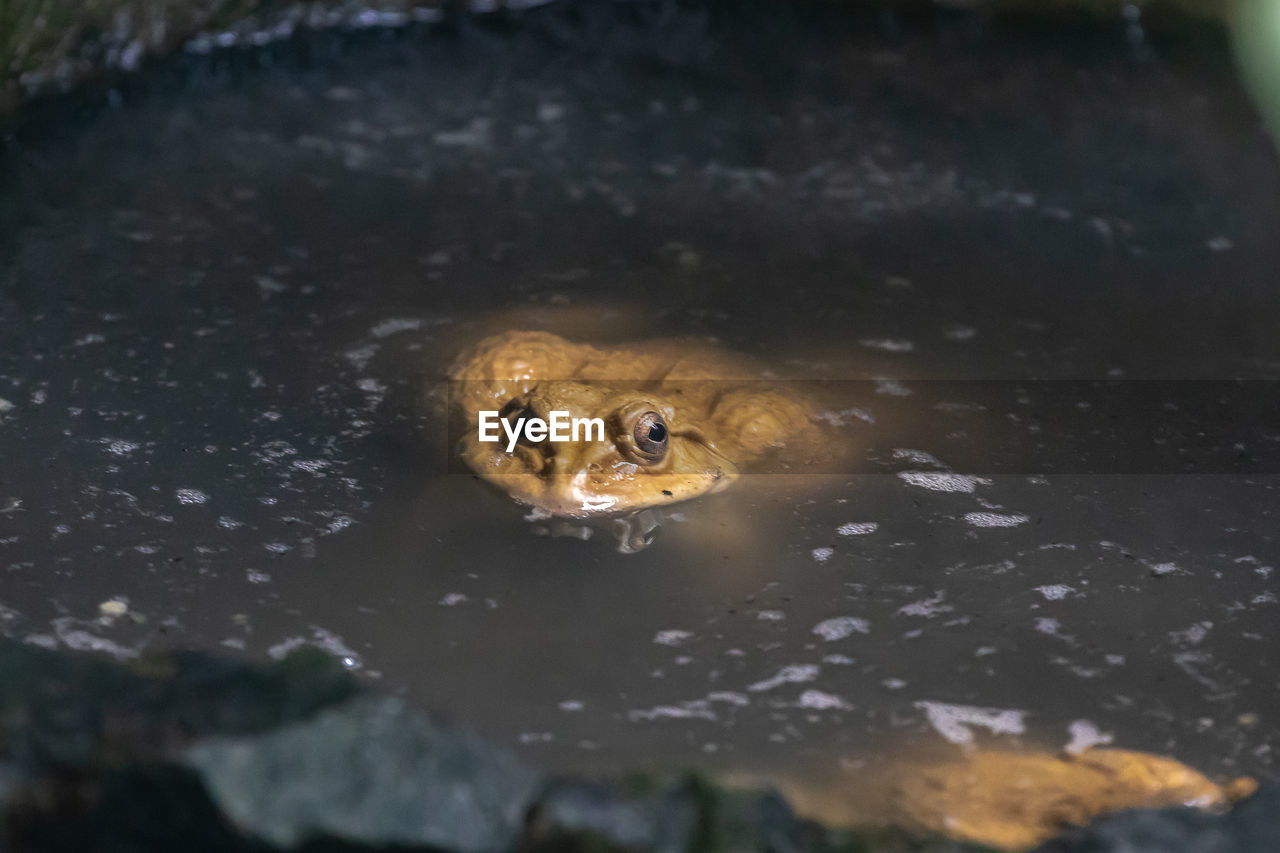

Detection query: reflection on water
(0, 3), (1277, 823)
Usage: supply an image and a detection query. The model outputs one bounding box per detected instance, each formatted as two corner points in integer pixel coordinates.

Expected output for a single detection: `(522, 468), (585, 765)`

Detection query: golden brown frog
(887, 748), (1257, 851)
(448, 330), (826, 546)
(766, 747), (1256, 852)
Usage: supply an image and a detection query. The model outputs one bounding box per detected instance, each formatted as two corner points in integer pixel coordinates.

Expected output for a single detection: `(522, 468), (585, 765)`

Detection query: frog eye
(633, 411), (669, 461)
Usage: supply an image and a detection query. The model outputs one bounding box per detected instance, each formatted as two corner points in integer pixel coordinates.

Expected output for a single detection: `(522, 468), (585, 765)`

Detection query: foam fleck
(813, 616), (871, 641)
(748, 664), (820, 693)
(964, 511), (1029, 528)
(1035, 584), (1075, 601)
(654, 629), (693, 646)
(898, 471), (985, 493)
(916, 701), (1025, 744)
(1064, 720), (1113, 755)
(837, 522), (879, 536)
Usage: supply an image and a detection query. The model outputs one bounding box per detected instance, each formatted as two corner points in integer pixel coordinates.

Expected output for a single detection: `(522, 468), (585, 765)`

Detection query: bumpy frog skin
(448, 331), (822, 520)
(888, 748), (1256, 851)
(768, 748), (1256, 853)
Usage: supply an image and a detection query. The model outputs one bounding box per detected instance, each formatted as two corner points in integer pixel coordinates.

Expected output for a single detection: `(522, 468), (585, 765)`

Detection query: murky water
(1, 5), (1278, 815)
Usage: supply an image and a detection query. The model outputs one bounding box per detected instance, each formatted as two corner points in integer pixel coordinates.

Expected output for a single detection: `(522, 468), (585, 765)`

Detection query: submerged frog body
(768, 747), (1255, 853)
(888, 748), (1256, 851)
(448, 331), (824, 529)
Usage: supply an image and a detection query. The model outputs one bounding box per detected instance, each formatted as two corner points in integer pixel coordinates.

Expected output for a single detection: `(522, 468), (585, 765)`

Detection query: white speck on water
(175, 488), (208, 505)
(859, 338), (915, 352)
(1235, 556), (1273, 578)
(267, 636), (306, 659)
(1064, 719), (1114, 755)
(1171, 622), (1213, 646)
(370, 317), (424, 338)
(797, 689), (851, 710)
(344, 345), (379, 370)
(757, 610), (786, 621)
(246, 570), (271, 584)
(898, 591), (952, 618)
(1206, 235), (1234, 252)
(708, 691), (750, 706)
(217, 516), (243, 529)
(518, 732), (554, 745)
(291, 459), (330, 474)
(965, 511), (1029, 528)
(0, 398), (13, 413)
(107, 439), (139, 456)
(875, 379), (912, 397)
(324, 515), (354, 535)
(816, 406), (876, 427)
(264, 542), (291, 554)
(811, 547), (835, 562)
(51, 617), (140, 660)
(944, 325), (977, 341)
(74, 334), (106, 346)
(892, 448), (946, 468)
(916, 700), (1026, 745)
(882, 678), (907, 690)
(748, 664), (820, 693)
(837, 522), (879, 536)
(1150, 562), (1180, 576)
(822, 654), (855, 665)
(813, 616), (871, 641)
(269, 626), (363, 669)
(31, 389), (46, 405)
(898, 471), (985, 492)
(98, 599), (128, 618)
(654, 629), (693, 646)
(558, 700), (584, 712)
(440, 593), (467, 606)
(1172, 651), (1223, 691)
(1035, 617), (1063, 635)
(135, 544), (159, 555)
(1036, 584), (1075, 601)
(629, 702), (717, 722)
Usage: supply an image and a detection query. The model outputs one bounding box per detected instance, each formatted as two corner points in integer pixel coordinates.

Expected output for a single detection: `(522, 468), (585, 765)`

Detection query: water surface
(1, 6), (1277, 808)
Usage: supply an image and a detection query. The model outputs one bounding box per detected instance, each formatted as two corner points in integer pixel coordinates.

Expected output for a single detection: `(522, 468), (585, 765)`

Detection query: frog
(884, 747), (1257, 850)
(447, 330), (829, 550)
(764, 748), (1256, 852)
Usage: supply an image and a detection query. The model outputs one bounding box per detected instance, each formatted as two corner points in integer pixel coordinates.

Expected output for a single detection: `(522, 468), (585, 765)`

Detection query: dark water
(1, 5), (1278, 810)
